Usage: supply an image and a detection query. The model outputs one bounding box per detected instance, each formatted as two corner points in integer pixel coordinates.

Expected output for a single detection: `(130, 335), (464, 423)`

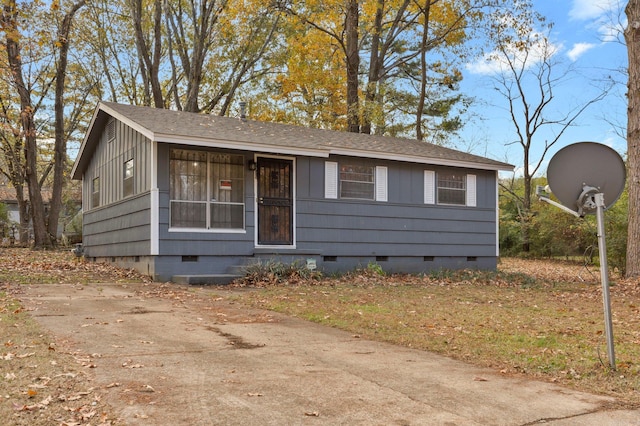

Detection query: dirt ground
(9, 280), (640, 426)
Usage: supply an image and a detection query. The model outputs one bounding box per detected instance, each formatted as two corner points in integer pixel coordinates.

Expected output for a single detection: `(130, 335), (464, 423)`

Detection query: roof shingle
(72, 102), (512, 179)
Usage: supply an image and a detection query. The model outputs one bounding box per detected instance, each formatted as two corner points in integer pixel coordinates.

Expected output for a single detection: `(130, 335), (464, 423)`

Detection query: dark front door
(257, 157), (293, 245)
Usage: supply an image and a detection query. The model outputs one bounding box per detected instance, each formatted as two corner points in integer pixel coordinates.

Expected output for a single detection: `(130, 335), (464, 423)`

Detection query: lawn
(231, 257), (640, 407)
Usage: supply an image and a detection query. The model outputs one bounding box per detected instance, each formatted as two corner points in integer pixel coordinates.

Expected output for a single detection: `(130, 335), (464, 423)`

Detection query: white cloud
(466, 37), (562, 76)
(567, 42), (596, 61)
(569, 0), (620, 21)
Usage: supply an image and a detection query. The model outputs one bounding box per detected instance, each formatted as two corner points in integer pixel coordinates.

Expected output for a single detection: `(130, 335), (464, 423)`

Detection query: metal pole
(595, 193), (616, 370)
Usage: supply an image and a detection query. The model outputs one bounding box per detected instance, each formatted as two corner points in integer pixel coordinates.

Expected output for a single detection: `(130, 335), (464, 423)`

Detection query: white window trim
(426, 170), (477, 207)
(326, 161), (387, 202)
(168, 149), (246, 231)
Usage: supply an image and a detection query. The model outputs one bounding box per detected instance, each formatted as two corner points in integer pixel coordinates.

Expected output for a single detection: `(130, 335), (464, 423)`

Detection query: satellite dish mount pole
(593, 191), (616, 371)
(538, 185), (616, 371)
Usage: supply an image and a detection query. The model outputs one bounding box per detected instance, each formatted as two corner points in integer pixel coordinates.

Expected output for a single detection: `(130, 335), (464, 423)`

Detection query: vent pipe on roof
(239, 101), (247, 122)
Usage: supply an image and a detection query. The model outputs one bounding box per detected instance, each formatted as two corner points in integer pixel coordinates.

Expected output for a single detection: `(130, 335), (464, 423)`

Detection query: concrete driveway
(17, 282), (640, 425)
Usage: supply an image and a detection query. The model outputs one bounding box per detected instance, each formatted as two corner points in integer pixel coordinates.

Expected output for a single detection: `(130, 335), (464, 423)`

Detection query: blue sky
(459, 0), (628, 177)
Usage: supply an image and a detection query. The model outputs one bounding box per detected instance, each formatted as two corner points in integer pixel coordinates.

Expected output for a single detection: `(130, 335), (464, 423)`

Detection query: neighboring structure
(71, 102), (513, 283)
(0, 181), (81, 243)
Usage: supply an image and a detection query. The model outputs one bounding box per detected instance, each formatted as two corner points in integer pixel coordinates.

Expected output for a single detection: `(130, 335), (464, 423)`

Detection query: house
(71, 102), (513, 283)
(0, 180), (82, 243)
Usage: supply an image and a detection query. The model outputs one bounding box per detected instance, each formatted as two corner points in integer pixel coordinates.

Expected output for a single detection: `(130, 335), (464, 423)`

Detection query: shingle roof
(72, 102), (512, 179)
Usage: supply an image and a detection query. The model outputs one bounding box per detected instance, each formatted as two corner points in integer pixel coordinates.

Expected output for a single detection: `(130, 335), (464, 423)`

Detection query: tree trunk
(361, 0), (383, 135)
(48, 1), (87, 243)
(416, 1), (432, 141)
(2, 0), (51, 249)
(130, 0), (164, 108)
(345, 0), (360, 133)
(625, 0), (640, 277)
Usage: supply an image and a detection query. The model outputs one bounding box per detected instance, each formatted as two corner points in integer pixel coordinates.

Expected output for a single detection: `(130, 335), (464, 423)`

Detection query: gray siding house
(71, 102), (513, 283)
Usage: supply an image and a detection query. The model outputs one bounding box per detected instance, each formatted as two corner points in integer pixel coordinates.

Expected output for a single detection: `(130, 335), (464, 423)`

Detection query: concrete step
(172, 274), (240, 285)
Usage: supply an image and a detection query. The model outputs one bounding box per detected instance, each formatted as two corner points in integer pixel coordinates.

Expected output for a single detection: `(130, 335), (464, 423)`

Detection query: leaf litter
(3, 247), (640, 421)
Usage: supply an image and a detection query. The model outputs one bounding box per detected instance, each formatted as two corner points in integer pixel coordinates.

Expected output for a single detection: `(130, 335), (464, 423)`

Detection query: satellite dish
(547, 142), (626, 215)
(543, 141), (626, 370)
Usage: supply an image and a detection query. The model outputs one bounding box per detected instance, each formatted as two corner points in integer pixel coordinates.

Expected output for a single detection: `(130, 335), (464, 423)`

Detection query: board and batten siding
(81, 118), (152, 258)
(82, 118), (151, 210)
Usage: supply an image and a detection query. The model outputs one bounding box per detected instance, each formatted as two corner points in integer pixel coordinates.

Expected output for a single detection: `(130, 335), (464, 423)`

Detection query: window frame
(169, 149), (246, 232)
(123, 158), (134, 198)
(91, 177), (100, 208)
(437, 171), (466, 205)
(339, 163), (375, 200)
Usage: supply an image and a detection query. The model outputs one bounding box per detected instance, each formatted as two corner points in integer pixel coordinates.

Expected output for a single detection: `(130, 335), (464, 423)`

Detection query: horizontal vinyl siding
(83, 193), (151, 257)
(295, 196), (497, 258)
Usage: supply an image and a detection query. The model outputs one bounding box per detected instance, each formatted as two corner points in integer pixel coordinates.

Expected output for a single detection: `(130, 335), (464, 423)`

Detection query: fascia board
(99, 103), (155, 140)
(325, 148), (514, 172)
(71, 105), (102, 180)
(154, 134), (330, 158)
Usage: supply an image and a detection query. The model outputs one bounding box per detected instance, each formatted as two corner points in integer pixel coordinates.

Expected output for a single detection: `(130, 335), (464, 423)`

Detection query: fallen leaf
(473, 376), (488, 382)
(140, 385), (155, 392)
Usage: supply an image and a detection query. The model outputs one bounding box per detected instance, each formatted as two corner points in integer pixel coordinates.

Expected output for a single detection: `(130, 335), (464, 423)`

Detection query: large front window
(170, 149), (245, 230)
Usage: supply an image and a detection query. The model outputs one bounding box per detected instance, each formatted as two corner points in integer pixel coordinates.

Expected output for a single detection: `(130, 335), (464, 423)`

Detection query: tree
(1, 0), (87, 248)
(1, 0), (50, 248)
(275, 0), (362, 132)
(488, 5), (610, 252)
(129, 0), (164, 108)
(625, 1), (640, 277)
(49, 0), (87, 242)
(274, 0), (497, 141)
(164, 0), (230, 112)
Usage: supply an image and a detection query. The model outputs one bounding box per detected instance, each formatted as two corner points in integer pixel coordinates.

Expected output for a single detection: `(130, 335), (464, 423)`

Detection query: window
(424, 170), (476, 206)
(124, 158), (134, 197)
(437, 171), (466, 205)
(169, 149), (245, 230)
(339, 164), (374, 200)
(92, 177), (100, 208)
(325, 161), (387, 201)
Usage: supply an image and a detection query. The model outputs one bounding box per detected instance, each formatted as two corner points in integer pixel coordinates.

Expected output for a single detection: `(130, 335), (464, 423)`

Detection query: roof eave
(154, 134), (330, 158)
(325, 148), (514, 171)
(71, 102), (157, 180)
(71, 104), (102, 180)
